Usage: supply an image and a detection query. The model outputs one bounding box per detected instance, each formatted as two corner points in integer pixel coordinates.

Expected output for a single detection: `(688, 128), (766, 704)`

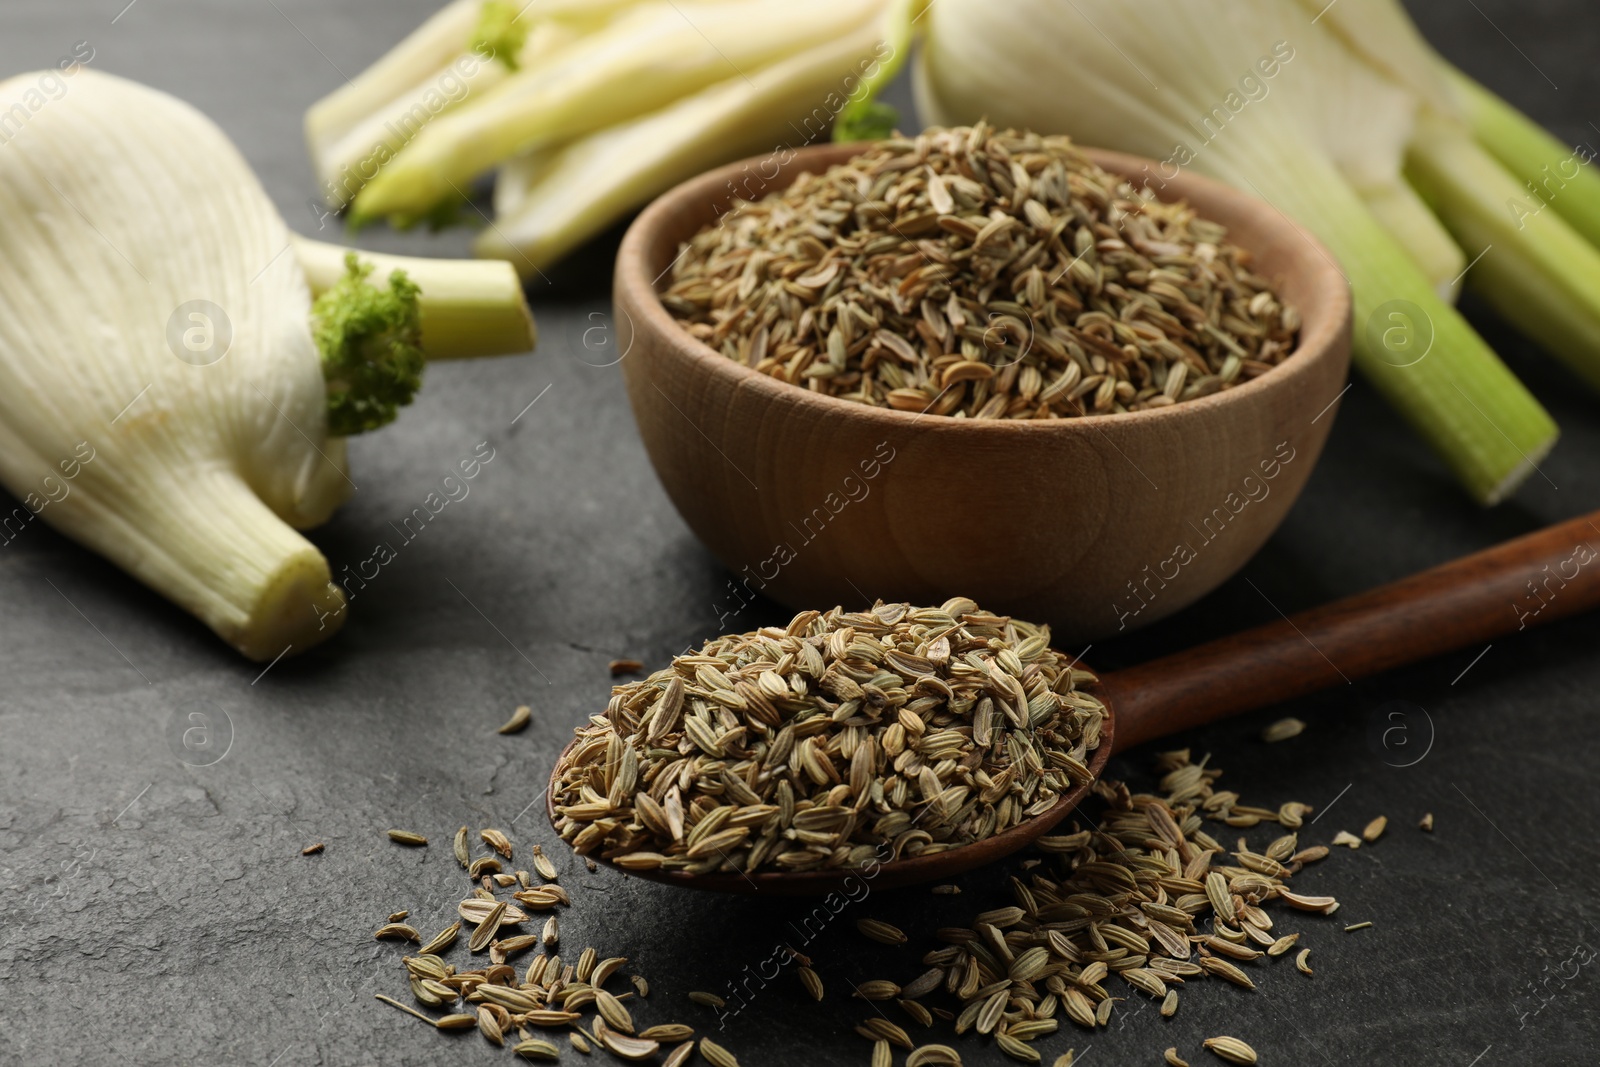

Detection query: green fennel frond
(472, 1), (529, 72)
(313, 252), (425, 436)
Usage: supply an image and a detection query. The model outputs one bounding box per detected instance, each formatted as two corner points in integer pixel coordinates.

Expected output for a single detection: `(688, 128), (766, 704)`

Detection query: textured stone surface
(1, 2), (1597, 1064)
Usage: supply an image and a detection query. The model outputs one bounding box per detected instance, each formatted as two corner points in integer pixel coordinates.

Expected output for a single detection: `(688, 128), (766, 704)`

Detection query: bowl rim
(616, 141), (1352, 438)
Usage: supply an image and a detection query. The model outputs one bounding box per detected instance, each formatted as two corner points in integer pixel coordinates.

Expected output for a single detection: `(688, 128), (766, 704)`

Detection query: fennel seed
(699, 1037), (740, 1067)
(514, 1038), (560, 1060)
(997, 1031), (1043, 1062)
(799, 965), (824, 1001)
(498, 704), (532, 734)
(595, 989), (634, 1033)
(859, 1018), (914, 1048)
(373, 922), (419, 942)
(1202, 1036), (1257, 1065)
(638, 1024), (694, 1042)
(899, 998), (933, 1027)
(477, 1005), (504, 1047)
(386, 829), (427, 846)
(480, 828), (513, 858)
(467, 901), (506, 952)
(419, 922), (460, 955)
(858, 919), (909, 946)
(1261, 717), (1305, 743)
(531, 845), (558, 882)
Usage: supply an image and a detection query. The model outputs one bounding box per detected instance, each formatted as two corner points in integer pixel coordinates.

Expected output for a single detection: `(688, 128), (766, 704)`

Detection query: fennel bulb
(0, 69), (534, 660)
(913, 0), (1558, 504)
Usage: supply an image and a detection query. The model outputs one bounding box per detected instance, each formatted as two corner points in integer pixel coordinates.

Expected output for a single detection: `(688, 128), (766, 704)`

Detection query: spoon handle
(1101, 510), (1600, 751)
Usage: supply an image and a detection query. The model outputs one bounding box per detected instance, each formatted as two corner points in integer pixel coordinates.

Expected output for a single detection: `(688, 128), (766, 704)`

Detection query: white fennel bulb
(914, 0), (1557, 504)
(0, 69), (349, 660)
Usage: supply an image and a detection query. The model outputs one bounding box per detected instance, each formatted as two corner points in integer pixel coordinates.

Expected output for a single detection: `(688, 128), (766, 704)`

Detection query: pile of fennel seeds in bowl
(549, 599), (1106, 875)
(662, 122), (1300, 419)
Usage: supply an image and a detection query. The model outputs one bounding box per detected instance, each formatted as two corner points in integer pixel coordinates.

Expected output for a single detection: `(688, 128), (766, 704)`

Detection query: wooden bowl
(614, 144), (1351, 640)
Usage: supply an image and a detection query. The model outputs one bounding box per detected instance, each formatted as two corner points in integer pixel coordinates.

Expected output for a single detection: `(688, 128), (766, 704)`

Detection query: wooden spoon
(548, 512), (1600, 894)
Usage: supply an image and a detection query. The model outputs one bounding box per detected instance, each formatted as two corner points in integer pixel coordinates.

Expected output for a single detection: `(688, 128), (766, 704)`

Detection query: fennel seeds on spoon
(665, 123), (1299, 420)
(549, 599), (1106, 875)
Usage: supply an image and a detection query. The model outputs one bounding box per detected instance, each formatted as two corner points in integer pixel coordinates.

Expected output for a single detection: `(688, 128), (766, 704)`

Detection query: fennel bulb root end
(56, 464), (350, 662)
(158, 469), (348, 661)
(1480, 433), (1559, 508)
(233, 545), (348, 662)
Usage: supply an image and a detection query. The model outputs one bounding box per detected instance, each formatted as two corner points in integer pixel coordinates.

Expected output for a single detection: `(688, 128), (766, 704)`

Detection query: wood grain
(614, 143), (1353, 642)
(1104, 511), (1600, 749)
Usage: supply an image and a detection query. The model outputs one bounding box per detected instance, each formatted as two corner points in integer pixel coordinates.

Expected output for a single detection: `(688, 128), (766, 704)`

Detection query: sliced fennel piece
(307, 0), (649, 203)
(1441, 65), (1600, 251)
(307, 1), (651, 208)
(479, 24), (890, 274)
(305, 0), (482, 203)
(914, 0), (1556, 504)
(0, 69), (349, 659)
(352, 0), (887, 224)
(309, 31), (524, 210)
(1407, 113), (1600, 392)
(294, 237), (535, 359)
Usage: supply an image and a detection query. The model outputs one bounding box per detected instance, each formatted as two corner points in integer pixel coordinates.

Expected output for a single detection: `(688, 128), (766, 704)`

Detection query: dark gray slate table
(2, 2), (1597, 1064)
